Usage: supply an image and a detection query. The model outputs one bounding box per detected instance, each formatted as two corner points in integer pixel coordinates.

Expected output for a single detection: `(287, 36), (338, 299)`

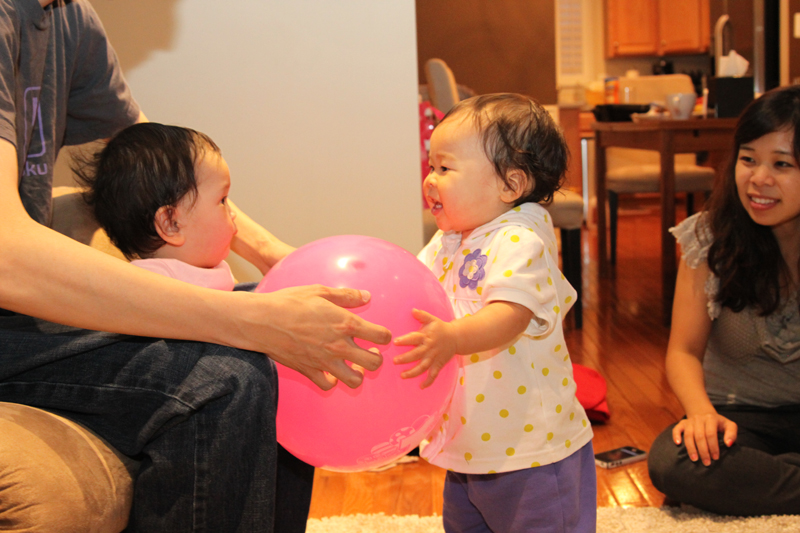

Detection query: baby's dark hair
(441, 93), (569, 204)
(75, 122), (220, 260)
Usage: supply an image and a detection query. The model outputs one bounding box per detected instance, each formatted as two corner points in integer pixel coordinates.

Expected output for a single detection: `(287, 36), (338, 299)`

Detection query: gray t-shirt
(0, 0), (140, 226)
(671, 212), (800, 408)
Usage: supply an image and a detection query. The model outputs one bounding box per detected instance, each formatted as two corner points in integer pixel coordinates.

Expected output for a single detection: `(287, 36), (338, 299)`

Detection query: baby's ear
(154, 205), (185, 246)
(500, 169), (531, 203)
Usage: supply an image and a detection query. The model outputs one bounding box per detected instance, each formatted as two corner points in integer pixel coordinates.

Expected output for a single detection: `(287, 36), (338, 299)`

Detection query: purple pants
(442, 442), (596, 533)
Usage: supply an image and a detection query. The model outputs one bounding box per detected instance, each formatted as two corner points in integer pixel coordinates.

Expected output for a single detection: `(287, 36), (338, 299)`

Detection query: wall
(56, 0), (423, 282)
(415, 0), (558, 104)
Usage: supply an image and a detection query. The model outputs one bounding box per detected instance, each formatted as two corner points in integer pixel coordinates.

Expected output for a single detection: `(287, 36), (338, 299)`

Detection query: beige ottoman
(0, 402), (134, 532)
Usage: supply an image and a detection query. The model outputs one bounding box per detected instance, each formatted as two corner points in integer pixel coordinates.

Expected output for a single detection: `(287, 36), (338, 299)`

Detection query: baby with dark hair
(77, 122), (238, 289)
(393, 93), (595, 532)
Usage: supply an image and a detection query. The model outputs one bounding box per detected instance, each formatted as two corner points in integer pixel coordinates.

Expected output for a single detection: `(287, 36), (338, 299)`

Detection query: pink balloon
(256, 235), (459, 472)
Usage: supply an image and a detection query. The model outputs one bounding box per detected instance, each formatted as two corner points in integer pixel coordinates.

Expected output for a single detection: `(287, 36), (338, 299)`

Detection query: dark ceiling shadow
(92, 0), (181, 72)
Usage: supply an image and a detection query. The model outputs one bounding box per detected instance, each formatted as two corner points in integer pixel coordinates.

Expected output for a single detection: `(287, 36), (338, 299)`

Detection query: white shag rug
(306, 507), (800, 532)
(307, 514), (442, 533)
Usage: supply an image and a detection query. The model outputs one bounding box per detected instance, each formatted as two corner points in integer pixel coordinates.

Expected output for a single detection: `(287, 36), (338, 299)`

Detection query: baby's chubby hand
(393, 308), (458, 389)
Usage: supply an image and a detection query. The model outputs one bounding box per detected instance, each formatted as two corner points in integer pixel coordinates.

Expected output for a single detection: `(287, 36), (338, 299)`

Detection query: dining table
(592, 117), (739, 324)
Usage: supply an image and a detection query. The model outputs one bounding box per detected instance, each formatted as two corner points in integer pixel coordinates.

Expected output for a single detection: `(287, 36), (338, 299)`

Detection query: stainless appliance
(711, 0), (780, 95)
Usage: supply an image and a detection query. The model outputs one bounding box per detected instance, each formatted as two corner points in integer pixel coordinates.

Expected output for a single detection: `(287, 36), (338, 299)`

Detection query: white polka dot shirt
(418, 202), (593, 474)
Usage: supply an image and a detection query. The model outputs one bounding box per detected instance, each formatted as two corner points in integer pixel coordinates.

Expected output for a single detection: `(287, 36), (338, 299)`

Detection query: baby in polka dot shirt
(394, 94), (596, 532)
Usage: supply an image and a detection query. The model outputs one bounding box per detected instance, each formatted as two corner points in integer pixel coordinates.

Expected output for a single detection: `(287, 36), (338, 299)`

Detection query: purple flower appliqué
(459, 249), (488, 290)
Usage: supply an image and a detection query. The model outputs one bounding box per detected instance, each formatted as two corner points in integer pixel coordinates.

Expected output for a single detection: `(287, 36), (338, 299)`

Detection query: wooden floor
(308, 197), (686, 518)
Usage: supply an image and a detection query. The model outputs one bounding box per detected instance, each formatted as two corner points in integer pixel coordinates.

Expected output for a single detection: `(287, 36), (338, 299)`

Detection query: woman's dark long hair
(705, 85), (800, 315)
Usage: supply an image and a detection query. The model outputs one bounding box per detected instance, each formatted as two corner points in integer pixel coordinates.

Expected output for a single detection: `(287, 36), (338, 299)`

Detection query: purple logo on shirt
(23, 86), (48, 177)
(459, 249), (487, 290)
(24, 87), (45, 158)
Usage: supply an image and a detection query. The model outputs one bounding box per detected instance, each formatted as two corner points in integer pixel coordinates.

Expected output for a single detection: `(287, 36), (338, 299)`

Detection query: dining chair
(424, 58), (460, 114)
(543, 189), (585, 329)
(606, 74), (715, 264)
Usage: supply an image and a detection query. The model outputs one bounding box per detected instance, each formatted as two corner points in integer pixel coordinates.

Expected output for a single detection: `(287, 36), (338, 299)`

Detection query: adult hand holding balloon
(250, 283), (387, 390)
(256, 235), (459, 471)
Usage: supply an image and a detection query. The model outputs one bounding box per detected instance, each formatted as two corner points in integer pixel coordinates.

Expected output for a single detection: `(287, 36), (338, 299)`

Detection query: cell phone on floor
(594, 446), (647, 469)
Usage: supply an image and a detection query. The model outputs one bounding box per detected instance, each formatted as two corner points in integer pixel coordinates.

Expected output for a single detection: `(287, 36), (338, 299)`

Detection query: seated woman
(648, 85), (800, 516)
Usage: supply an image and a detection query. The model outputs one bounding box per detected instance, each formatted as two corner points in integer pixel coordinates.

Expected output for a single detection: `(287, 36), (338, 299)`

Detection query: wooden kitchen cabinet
(606, 0), (659, 56)
(606, 0), (709, 57)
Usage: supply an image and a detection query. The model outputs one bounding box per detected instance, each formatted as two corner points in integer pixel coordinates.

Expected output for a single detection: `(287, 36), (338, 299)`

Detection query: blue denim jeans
(0, 304), (313, 532)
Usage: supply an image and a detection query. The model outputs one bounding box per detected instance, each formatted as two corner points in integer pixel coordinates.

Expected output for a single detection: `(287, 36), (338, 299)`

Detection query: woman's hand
(672, 412), (738, 466)
(240, 285), (391, 391)
(665, 257), (730, 466)
(393, 308), (458, 389)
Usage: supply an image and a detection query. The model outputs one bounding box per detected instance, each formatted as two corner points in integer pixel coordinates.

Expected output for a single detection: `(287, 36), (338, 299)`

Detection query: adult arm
(394, 301), (533, 388)
(0, 139), (388, 389)
(665, 258), (738, 466)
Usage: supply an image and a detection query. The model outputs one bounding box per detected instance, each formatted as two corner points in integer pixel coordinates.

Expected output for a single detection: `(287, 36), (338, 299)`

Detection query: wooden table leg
(595, 132), (608, 277)
(659, 132), (676, 324)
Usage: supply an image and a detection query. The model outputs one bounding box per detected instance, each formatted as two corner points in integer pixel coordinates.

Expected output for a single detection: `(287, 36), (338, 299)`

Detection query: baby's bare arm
(394, 301), (533, 388)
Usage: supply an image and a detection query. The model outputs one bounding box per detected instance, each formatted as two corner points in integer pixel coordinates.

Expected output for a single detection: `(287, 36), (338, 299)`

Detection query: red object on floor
(572, 364), (610, 422)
